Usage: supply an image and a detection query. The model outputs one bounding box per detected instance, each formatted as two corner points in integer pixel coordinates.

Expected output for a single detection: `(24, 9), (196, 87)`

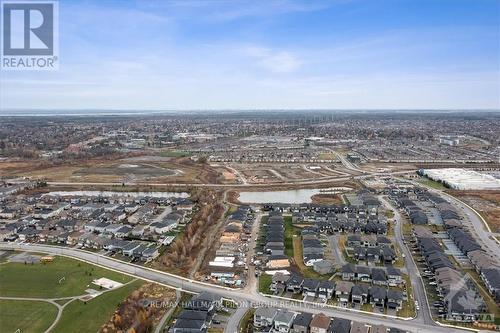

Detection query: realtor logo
(1, 0), (58, 70)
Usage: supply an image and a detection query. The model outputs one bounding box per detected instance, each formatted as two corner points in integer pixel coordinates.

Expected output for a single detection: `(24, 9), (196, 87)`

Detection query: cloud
(244, 46), (301, 73)
(140, 0), (333, 22)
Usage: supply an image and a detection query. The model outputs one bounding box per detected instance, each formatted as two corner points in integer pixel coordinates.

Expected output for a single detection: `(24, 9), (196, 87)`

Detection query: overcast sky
(1, 0), (499, 111)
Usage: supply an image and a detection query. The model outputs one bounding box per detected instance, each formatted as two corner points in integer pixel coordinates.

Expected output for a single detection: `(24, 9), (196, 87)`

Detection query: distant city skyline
(1, 0), (499, 111)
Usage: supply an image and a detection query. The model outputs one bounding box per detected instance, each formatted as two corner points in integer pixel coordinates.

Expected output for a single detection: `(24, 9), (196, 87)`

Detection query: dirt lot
(311, 194), (344, 205)
(360, 162), (418, 173)
(226, 162), (356, 183)
(447, 190), (500, 233)
(1, 156), (222, 184)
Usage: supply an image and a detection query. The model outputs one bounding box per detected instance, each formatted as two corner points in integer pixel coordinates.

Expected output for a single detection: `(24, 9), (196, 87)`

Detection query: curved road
(0, 242), (473, 333)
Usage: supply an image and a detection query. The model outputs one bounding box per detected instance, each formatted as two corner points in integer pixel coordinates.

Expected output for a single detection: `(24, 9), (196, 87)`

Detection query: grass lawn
(284, 216), (296, 257)
(258, 274), (273, 294)
(0, 300), (58, 333)
(418, 178), (447, 190)
(396, 274), (415, 318)
(224, 204), (238, 218)
(392, 245), (405, 268)
(402, 221), (412, 238)
(208, 329), (224, 333)
(159, 150), (192, 158)
(361, 303), (373, 312)
(0, 256), (132, 298)
(52, 280), (144, 333)
(239, 309), (255, 333)
(318, 153), (336, 160)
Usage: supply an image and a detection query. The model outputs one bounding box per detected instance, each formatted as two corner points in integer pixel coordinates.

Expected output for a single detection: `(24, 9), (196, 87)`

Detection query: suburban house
(302, 279), (320, 297)
(310, 313), (331, 333)
(331, 318), (351, 333)
(274, 310), (296, 333)
(369, 287), (387, 308)
(335, 281), (353, 304)
(318, 281), (335, 300)
(351, 284), (369, 305)
(292, 312), (313, 333)
(254, 307), (278, 328)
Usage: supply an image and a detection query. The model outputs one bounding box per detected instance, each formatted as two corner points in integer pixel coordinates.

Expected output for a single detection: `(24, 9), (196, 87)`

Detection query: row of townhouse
(302, 227), (324, 266)
(254, 308), (407, 333)
(265, 212), (290, 269)
(170, 292), (222, 333)
(345, 235), (397, 265)
(265, 203), (376, 216)
(413, 231), (487, 322)
(441, 210), (500, 303)
(208, 206), (253, 286)
(270, 273), (405, 310)
(339, 264), (403, 287)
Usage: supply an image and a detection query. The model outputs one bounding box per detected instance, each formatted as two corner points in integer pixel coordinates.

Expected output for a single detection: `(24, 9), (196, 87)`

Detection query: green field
(159, 150), (192, 157)
(418, 177), (447, 190)
(258, 274), (273, 294)
(52, 280), (143, 333)
(0, 256), (132, 298)
(284, 216), (297, 257)
(0, 254), (144, 333)
(0, 300), (58, 333)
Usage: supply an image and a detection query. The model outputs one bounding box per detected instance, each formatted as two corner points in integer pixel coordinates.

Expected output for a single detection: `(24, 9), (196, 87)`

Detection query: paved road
(0, 243), (472, 333)
(379, 196), (433, 326)
(439, 191), (500, 255)
(327, 235), (346, 267)
(225, 210), (263, 333)
(225, 305), (248, 333)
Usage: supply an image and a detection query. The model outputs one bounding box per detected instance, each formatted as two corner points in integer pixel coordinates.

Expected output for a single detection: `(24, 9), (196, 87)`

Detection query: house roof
(351, 284), (368, 296)
(371, 268), (386, 281)
(387, 289), (403, 301)
(173, 318), (205, 330)
(274, 309), (295, 324)
(303, 278), (320, 289)
(370, 286), (387, 299)
(350, 321), (369, 333)
(177, 309), (209, 321)
(310, 313), (330, 329)
(341, 263), (356, 274)
(293, 312), (313, 327)
(254, 307), (278, 319)
(370, 324), (388, 333)
(336, 281), (354, 293)
(331, 317), (351, 333)
(386, 266), (401, 277)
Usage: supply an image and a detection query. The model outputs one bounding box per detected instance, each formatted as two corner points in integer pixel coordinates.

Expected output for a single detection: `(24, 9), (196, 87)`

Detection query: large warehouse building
(421, 168), (500, 190)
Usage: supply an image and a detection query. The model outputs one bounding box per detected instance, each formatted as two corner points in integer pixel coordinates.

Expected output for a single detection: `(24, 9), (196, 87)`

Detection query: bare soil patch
(311, 193), (344, 205)
(447, 190), (500, 233)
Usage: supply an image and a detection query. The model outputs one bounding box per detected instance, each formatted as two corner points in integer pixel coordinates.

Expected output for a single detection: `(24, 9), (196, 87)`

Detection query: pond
(238, 187), (351, 204)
